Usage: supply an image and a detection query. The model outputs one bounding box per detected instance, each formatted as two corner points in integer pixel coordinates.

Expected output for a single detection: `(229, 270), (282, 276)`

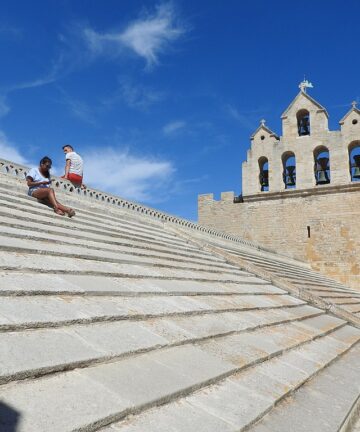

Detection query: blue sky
(0, 0), (359, 220)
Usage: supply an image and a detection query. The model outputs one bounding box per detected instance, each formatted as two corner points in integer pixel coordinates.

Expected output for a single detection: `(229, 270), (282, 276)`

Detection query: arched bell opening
(282, 152), (296, 189)
(258, 157), (269, 192)
(314, 146), (330, 185)
(297, 109), (310, 136)
(349, 141), (360, 182)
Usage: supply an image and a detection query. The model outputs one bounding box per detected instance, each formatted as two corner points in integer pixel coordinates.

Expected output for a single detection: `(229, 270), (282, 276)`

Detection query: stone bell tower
(198, 82), (360, 289)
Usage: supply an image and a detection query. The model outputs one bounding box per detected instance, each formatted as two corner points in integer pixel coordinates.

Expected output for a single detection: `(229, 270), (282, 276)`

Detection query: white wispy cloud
(83, 2), (186, 68)
(225, 104), (256, 129)
(0, 131), (28, 165)
(115, 78), (165, 110)
(57, 88), (97, 125)
(162, 120), (186, 135)
(0, 56), (64, 118)
(0, 25), (22, 39)
(83, 147), (175, 202)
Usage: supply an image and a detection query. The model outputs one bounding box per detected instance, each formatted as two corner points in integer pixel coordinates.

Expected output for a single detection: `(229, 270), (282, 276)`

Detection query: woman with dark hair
(26, 156), (75, 217)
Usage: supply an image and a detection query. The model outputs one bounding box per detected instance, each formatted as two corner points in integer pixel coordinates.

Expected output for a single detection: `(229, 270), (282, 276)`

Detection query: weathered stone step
(0, 217), (223, 265)
(342, 304), (360, 313)
(102, 325), (360, 432)
(249, 338), (360, 432)
(0, 261), (267, 287)
(227, 248), (343, 286)
(0, 305), (322, 384)
(0, 196), (196, 251)
(352, 410), (360, 432)
(0, 188), (178, 240)
(0, 210), (211, 259)
(0, 273), (277, 296)
(0, 239), (245, 276)
(0, 230), (236, 272)
(0, 292), (304, 331)
(233, 253), (342, 287)
(220, 244), (310, 270)
(0, 185), (167, 236)
(311, 288), (360, 297)
(0, 315), (346, 432)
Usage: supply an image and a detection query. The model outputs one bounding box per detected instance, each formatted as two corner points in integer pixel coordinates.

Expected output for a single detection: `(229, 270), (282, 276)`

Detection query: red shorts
(62, 173), (83, 185)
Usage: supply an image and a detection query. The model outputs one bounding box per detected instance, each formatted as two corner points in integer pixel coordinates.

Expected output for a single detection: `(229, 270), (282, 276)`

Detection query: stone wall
(198, 183), (360, 290)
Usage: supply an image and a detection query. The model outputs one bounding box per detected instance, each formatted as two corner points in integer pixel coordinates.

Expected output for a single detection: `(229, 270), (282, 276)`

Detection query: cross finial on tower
(299, 78), (314, 93)
(352, 101), (357, 108)
(260, 119), (266, 126)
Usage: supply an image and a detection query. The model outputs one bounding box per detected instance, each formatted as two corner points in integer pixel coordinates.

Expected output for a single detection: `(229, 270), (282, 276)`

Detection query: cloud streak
(162, 120), (186, 135)
(83, 2), (186, 68)
(0, 131), (28, 165)
(83, 147), (175, 202)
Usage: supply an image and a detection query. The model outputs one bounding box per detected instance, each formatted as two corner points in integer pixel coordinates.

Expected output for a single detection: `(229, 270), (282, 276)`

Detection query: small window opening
(349, 141), (360, 182)
(282, 152), (296, 189)
(260, 135), (265, 141)
(258, 157), (269, 192)
(352, 119), (358, 125)
(307, 226), (311, 238)
(314, 147), (330, 185)
(297, 109), (310, 136)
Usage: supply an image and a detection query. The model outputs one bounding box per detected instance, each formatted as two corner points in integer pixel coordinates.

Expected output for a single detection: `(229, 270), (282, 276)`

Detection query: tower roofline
(339, 101), (360, 124)
(250, 119), (279, 140)
(281, 90), (329, 119)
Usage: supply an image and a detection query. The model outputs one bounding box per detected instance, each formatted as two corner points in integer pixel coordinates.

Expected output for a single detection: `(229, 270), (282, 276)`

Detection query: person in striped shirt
(62, 144), (86, 189)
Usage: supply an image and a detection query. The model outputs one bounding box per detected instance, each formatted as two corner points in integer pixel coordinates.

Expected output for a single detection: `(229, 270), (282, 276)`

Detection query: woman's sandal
(68, 208), (76, 218)
(54, 208), (65, 216)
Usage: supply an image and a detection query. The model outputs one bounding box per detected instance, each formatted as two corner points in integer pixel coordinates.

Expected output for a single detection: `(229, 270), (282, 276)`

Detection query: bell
(316, 157), (330, 184)
(285, 166), (296, 186)
(352, 155), (360, 179)
(260, 169), (269, 187)
(317, 170), (328, 184)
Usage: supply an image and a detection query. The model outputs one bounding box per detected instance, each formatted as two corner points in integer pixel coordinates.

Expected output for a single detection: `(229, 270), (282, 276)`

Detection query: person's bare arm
(64, 159), (71, 178)
(26, 176), (51, 187)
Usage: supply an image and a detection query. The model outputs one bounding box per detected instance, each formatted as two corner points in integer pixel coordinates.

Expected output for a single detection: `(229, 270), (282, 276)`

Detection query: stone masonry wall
(198, 184), (360, 290)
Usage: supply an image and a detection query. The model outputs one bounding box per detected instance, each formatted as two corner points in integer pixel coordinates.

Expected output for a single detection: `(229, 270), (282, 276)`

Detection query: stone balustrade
(0, 157), (264, 250)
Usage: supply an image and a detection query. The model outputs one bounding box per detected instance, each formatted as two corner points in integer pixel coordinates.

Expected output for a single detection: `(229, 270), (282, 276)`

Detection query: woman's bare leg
(31, 189), (74, 216)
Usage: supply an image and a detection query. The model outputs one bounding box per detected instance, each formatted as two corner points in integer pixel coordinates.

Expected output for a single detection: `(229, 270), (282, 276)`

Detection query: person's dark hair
(62, 144), (73, 151)
(39, 156), (52, 178)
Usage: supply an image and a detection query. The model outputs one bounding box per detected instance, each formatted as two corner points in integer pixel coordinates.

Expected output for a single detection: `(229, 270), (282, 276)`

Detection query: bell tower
(198, 82), (360, 289)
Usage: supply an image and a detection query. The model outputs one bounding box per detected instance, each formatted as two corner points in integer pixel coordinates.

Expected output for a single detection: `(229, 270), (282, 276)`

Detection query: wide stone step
(227, 249), (343, 286)
(0, 251), (254, 282)
(249, 338), (360, 432)
(0, 210), (211, 259)
(0, 232), (237, 273)
(100, 325), (360, 432)
(0, 218), (223, 265)
(0, 185), (170, 238)
(0, 273), (277, 296)
(0, 196), (195, 251)
(0, 292), (304, 331)
(0, 315), (347, 432)
(0, 305), (322, 384)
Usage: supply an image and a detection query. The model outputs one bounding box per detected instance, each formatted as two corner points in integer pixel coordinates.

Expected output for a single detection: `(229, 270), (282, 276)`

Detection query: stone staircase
(0, 165), (359, 432)
(172, 227), (360, 326)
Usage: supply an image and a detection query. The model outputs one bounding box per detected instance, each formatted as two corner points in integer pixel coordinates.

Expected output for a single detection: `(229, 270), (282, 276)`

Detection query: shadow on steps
(0, 402), (20, 432)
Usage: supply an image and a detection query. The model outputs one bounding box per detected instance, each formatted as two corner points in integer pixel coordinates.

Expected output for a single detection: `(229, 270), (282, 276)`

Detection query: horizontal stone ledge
(241, 181), (360, 203)
(0, 310), (323, 385)
(0, 303), (305, 333)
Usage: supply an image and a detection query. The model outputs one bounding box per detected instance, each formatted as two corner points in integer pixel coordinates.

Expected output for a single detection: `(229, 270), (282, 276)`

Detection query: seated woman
(26, 156), (76, 217)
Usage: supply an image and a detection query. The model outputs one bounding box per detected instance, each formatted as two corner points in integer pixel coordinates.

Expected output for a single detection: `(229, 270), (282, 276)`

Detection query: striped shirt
(66, 151), (83, 176)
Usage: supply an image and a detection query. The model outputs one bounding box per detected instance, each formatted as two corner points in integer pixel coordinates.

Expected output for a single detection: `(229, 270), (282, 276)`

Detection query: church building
(198, 82), (360, 289)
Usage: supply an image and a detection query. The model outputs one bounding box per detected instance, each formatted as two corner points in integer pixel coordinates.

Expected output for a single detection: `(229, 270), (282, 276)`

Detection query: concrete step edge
(0, 302), (305, 333)
(0, 310), (325, 385)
